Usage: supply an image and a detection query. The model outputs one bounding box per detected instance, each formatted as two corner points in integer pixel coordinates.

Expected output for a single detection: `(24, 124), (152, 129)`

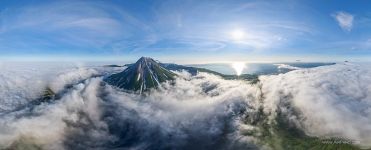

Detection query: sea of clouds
(0, 62), (370, 149)
(261, 63), (371, 148)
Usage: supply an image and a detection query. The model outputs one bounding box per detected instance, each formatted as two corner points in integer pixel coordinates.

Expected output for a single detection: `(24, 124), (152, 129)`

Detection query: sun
(231, 62), (245, 76)
(230, 29), (245, 41)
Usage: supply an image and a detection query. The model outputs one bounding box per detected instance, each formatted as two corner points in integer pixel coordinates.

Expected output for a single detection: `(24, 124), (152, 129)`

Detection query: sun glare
(230, 29), (245, 41)
(231, 62), (245, 76)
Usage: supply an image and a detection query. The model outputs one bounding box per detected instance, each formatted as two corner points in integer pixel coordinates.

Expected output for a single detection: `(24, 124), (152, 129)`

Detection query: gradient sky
(0, 0), (371, 63)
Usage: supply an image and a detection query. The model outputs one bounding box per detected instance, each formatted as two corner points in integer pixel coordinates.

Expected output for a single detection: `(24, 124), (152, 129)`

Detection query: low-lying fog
(0, 62), (370, 149)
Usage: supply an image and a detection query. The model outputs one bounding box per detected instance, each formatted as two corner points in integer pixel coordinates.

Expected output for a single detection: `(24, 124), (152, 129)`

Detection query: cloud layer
(261, 63), (371, 147)
(0, 62), (371, 149)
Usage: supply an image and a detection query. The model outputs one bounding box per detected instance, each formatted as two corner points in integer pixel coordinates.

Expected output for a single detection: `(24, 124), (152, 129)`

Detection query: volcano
(104, 57), (176, 93)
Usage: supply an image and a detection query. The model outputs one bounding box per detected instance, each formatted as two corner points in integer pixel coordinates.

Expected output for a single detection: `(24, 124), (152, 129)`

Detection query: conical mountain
(104, 57), (176, 93)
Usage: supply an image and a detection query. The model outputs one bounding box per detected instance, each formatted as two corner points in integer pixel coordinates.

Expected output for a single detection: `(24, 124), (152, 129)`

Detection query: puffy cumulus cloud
(260, 63), (371, 147)
(332, 11), (354, 32)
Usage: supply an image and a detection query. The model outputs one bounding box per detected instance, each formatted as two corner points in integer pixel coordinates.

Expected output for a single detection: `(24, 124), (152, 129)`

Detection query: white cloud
(332, 11), (354, 31)
(0, 1), (153, 52)
(0, 65), (261, 149)
(0, 62), (122, 111)
(1, 62), (371, 149)
(274, 64), (301, 70)
(261, 63), (371, 148)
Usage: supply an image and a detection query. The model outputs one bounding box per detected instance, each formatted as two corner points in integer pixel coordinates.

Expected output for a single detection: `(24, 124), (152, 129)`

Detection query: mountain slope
(104, 57), (176, 93)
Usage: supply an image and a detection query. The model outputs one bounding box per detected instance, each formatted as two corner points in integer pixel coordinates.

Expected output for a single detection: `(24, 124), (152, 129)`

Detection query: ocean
(187, 62), (336, 75)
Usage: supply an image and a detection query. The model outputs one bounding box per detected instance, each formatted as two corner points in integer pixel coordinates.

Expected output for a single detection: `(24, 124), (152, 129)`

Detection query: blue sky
(0, 0), (371, 63)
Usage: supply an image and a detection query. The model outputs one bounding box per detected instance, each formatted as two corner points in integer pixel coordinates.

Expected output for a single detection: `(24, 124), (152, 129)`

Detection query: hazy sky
(0, 0), (371, 63)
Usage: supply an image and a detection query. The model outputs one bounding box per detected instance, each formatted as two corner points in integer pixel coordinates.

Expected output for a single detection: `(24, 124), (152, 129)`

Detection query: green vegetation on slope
(261, 113), (360, 150)
(241, 92), (363, 150)
(40, 87), (55, 102)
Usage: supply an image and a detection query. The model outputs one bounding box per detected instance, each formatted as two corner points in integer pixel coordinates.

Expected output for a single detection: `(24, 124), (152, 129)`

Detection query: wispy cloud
(2, 0), (369, 61)
(332, 11), (354, 32)
(0, 1), (151, 54)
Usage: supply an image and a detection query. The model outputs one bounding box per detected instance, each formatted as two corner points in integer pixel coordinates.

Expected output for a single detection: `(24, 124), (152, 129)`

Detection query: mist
(0, 62), (370, 149)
